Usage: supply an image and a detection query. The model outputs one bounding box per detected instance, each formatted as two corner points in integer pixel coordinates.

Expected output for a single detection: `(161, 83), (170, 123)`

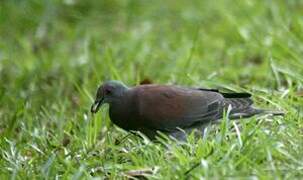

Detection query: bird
(91, 80), (284, 140)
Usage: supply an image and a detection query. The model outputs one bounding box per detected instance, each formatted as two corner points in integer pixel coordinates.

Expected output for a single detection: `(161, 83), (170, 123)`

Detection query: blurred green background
(1, 0), (303, 179)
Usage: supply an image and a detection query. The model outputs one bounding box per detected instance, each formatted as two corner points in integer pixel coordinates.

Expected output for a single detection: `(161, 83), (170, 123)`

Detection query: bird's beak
(91, 98), (104, 113)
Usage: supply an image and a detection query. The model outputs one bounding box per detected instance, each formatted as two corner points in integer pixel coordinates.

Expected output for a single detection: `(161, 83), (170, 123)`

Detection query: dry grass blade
(124, 167), (159, 179)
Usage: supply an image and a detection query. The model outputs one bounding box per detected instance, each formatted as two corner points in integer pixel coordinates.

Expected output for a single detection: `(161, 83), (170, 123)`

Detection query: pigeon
(91, 80), (283, 140)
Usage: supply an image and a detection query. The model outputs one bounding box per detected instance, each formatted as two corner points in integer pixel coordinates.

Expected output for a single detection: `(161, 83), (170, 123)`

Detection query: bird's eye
(105, 89), (112, 95)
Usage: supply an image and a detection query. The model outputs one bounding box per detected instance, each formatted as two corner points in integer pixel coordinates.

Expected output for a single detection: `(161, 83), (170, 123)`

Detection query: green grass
(1, 0), (303, 179)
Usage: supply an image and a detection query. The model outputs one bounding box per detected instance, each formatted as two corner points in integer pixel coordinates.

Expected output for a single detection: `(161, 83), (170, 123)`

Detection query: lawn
(1, 0), (303, 179)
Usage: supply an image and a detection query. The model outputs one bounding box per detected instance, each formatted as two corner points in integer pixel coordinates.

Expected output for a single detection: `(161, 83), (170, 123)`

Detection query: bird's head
(91, 80), (128, 113)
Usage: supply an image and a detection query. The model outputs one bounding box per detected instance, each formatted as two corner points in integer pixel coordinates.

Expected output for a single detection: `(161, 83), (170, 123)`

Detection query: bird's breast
(108, 98), (138, 131)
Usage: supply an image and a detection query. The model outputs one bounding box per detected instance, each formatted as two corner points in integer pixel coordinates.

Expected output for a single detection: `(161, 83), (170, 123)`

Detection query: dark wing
(196, 87), (251, 98)
(135, 85), (225, 131)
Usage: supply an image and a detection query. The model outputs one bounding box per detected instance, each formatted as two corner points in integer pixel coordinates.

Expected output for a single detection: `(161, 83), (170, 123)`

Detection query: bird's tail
(223, 97), (284, 119)
(254, 109), (285, 116)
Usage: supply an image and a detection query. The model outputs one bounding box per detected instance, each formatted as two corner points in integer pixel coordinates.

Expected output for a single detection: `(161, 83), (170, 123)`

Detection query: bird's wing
(195, 87), (252, 98)
(135, 85), (225, 131)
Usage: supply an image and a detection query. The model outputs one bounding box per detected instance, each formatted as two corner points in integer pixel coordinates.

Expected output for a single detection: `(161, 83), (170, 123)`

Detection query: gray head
(91, 80), (128, 113)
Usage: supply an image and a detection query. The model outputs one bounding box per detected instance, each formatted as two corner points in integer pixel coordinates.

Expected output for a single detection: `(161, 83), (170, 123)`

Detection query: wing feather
(135, 85), (224, 131)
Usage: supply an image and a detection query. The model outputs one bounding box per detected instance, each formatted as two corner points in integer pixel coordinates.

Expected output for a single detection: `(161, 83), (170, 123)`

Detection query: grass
(1, 0), (303, 179)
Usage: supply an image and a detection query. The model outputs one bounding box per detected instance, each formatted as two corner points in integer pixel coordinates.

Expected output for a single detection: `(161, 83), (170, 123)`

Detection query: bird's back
(130, 84), (226, 131)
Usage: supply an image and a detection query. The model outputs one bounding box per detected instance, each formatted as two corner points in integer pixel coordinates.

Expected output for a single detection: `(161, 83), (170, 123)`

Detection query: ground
(0, 0), (303, 179)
